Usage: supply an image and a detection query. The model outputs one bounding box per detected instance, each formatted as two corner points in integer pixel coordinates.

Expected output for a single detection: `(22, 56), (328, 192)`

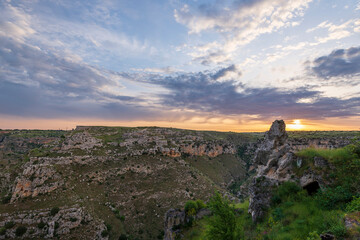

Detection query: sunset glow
(287, 120), (305, 130)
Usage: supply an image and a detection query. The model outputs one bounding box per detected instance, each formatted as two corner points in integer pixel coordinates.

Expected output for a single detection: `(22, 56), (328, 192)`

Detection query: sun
(288, 119), (304, 130)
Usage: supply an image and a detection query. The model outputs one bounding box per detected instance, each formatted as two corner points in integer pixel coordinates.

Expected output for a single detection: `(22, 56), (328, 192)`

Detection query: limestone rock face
(61, 132), (102, 151)
(11, 163), (64, 202)
(0, 206), (106, 239)
(163, 208), (211, 240)
(248, 120), (336, 222)
(180, 143), (236, 157)
(253, 120), (292, 182)
(249, 120), (300, 221)
(164, 209), (186, 240)
(253, 120), (288, 166)
(248, 177), (278, 222)
(249, 120), (292, 222)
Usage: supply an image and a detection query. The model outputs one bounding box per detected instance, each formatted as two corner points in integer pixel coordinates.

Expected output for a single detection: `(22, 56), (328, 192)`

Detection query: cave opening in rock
(303, 181), (320, 195)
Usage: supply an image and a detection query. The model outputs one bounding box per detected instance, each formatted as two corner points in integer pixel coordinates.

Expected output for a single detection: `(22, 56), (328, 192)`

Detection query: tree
(206, 192), (240, 240)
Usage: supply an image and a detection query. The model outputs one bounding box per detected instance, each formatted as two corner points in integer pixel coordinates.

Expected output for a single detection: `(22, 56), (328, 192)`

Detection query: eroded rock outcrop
(248, 120), (329, 222)
(164, 209), (186, 240)
(61, 132), (102, 151)
(0, 206), (107, 239)
(11, 163), (64, 203)
(181, 143), (236, 157)
(163, 208), (211, 240)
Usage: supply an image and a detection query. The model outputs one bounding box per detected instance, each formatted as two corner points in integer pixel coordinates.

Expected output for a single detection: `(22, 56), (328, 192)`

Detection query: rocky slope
(0, 127), (258, 239)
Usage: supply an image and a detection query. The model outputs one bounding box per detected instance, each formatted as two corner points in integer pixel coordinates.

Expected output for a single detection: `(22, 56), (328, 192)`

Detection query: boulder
(164, 209), (186, 240)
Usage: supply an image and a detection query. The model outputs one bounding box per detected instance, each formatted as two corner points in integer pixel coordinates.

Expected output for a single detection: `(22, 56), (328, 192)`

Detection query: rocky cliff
(248, 120), (341, 222)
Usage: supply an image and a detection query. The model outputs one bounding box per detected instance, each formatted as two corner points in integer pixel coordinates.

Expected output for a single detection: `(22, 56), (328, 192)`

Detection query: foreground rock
(164, 208), (211, 240)
(248, 120), (331, 222)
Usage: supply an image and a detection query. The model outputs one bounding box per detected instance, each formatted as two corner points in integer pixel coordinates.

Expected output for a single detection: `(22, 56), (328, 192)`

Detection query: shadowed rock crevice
(303, 181), (320, 195)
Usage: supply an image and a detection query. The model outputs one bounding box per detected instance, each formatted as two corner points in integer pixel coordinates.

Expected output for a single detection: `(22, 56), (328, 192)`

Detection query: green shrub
(4, 221), (15, 229)
(50, 207), (60, 216)
(307, 231), (321, 240)
(272, 207), (284, 221)
(271, 182), (302, 205)
(0, 227), (6, 235)
(195, 199), (206, 209)
(316, 186), (353, 210)
(101, 230), (109, 237)
(37, 221), (46, 229)
(105, 223), (112, 231)
(185, 199), (206, 216)
(185, 200), (198, 216)
(15, 226), (27, 237)
(206, 192), (238, 240)
(119, 234), (128, 240)
(321, 211), (348, 238)
(346, 196), (360, 212)
(1, 195), (11, 204)
(329, 224), (347, 238)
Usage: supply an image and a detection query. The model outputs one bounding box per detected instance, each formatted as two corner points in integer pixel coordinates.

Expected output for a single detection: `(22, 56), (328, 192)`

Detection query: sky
(0, 0), (359, 131)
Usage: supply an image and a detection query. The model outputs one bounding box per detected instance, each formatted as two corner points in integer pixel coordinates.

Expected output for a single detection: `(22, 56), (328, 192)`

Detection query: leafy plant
(4, 221), (15, 229)
(15, 226), (27, 237)
(306, 231), (321, 240)
(50, 207), (60, 216)
(316, 186), (353, 210)
(101, 230), (109, 237)
(37, 221), (47, 229)
(346, 196), (360, 212)
(184, 199), (206, 216)
(206, 192), (239, 240)
(1, 195), (11, 204)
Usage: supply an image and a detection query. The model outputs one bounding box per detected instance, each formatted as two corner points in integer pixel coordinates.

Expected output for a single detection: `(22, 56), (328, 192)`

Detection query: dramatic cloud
(175, 0), (312, 65)
(309, 46), (360, 79)
(137, 69), (360, 120)
(1, 38), (359, 122)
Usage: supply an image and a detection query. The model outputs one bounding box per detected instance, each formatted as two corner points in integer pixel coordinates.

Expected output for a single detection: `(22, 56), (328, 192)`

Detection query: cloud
(211, 64), (240, 80)
(0, 1), (154, 66)
(0, 36), (158, 120)
(175, 0), (312, 65)
(313, 20), (355, 43)
(0, 2), (35, 41)
(309, 46), (360, 79)
(135, 69), (360, 120)
(131, 66), (180, 74)
(0, 36), (359, 122)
